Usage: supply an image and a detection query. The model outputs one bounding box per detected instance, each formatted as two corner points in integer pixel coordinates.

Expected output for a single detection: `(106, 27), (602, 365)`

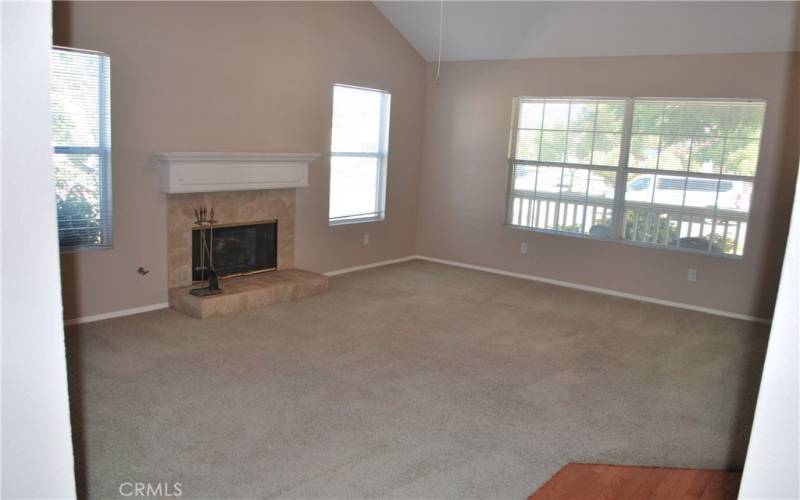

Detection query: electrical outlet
(363, 233), (369, 246)
(520, 242), (528, 254)
(687, 268), (697, 282)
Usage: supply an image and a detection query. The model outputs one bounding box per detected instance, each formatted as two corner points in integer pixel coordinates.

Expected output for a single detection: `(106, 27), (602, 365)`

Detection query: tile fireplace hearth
(160, 152), (326, 319)
(169, 269), (328, 319)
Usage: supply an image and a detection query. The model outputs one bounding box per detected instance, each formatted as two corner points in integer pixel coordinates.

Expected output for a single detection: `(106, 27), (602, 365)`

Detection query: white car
(513, 167), (750, 212)
(625, 174), (750, 212)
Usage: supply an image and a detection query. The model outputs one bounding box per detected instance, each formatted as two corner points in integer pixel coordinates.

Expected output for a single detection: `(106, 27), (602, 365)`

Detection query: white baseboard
(413, 255), (772, 324)
(63, 255), (771, 326)
(64, 302), (169, 326)
(65, 257), (419, 325)
(324, 255), (418, 276)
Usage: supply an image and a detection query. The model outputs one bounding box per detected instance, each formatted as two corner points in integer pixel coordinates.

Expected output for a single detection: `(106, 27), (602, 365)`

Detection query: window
(509, 98), (625, 237)
(329, 84), (391, 225)
(507, 97), (766, 256)
(623, 99), (764, 256)
(51, 47), (112, 251)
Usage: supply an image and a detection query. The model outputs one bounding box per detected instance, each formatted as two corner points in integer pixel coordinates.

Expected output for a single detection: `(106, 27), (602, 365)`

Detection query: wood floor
(529, 463), (741, 500)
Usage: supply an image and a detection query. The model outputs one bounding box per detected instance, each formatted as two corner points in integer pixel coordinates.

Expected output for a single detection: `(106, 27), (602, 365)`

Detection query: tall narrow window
(51, 47), (112, 250)
(329, 84), (391, 225)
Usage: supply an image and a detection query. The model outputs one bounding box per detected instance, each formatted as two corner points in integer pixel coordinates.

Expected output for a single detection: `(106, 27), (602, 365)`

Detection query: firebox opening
(192, 220), (278, 282)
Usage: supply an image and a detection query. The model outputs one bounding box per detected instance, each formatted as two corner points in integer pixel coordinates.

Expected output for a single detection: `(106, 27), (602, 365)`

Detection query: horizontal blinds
(629, 99), (764, 176)
(51, 47), (112, 250)
(508, 96), (766, 257)
(331, 85), (390, 155)
(514, 98), (626, 167)
(510, 98), (625, 237)
(622, 99), (765, 256)
(329, 155), (383, 222)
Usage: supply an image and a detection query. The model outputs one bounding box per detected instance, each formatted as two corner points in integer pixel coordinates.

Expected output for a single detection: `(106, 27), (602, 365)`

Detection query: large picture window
(51, 47), (112, 251)
(329, 84), (391, 225)
(507, 97), (765, 256)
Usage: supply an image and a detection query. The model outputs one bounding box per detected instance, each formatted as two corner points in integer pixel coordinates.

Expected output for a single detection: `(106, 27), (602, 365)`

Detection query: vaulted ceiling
(373, 1), (800, 62)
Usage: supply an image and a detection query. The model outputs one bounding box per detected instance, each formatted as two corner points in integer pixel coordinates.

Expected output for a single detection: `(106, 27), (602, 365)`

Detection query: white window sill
(329, 215), (385, 227)
(60, 243), (113, 255)
(504, 223), (744, 260)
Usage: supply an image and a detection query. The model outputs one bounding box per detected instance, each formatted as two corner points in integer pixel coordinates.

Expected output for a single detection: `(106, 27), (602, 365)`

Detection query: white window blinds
(329, 84), (391, 225)
(507, 97), (766, 257)
(509, 98), (626, 236)
(623, 99), (764, 256)
(51, 47), (112, 251)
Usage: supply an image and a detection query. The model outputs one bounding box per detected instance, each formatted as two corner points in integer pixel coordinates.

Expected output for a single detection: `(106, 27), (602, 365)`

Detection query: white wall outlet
(363, 233), (369, 246)
(688, 268), (697, 282)
(520, 242), (528, 254)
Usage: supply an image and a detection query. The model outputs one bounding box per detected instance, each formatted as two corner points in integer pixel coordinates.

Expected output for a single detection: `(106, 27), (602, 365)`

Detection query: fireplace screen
(192, 221), (277, 282)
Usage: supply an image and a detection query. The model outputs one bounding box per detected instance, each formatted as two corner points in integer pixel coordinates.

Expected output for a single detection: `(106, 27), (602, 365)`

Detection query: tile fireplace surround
(162, 153), (328, 318)
(167, 189), (295, 288)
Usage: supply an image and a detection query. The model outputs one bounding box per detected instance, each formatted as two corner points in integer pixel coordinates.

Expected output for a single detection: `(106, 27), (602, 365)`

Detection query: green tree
(56, 184), (102, 247)
(628, 101), (763, 175)
(51, 49), (104, 247)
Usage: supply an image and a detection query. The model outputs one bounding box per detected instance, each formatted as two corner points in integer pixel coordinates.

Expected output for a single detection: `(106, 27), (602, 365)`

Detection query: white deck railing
(509, 193), (748, 255)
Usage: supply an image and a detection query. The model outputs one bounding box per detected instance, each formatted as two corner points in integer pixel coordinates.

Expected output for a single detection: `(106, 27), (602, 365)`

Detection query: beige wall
(54, 1), (426, 320)
(417, 53), (799, 319)
(55, 3), (798, 321)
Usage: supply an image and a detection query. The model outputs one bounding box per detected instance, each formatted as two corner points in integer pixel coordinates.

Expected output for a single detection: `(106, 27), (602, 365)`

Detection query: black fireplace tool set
(190, 207), (223, 297)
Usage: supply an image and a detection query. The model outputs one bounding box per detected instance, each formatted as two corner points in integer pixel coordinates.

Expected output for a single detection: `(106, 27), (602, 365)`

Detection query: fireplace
(165, 184), (328, 319)
(191, 220), (277, 282)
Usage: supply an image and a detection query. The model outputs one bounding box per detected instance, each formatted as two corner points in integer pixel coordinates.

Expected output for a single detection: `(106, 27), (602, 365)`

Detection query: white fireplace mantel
(156, 152), (320, 194)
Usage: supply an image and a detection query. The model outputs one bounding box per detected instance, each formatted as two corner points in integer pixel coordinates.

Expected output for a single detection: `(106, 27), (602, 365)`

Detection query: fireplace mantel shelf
(156, 152), (320, 194)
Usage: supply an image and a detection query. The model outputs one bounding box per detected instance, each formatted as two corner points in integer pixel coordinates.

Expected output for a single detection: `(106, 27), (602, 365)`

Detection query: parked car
(625, 174), (750, 212)
(512, 167), (750, 212)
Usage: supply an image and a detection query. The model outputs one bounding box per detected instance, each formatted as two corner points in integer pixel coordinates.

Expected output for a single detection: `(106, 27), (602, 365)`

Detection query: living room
(2, 1), (798, 498)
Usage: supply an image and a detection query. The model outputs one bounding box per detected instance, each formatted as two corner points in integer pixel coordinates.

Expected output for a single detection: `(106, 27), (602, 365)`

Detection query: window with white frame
(507, 97), (765, 256)
(51, 47), (112, 251)
(329, 84), (391, 225)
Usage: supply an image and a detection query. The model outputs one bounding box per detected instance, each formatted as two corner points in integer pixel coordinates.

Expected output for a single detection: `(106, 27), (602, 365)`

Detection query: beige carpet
(66, 260), (769, 499)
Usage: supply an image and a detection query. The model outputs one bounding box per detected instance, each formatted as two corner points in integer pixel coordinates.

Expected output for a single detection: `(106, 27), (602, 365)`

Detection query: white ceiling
(373, 1), (800, 62)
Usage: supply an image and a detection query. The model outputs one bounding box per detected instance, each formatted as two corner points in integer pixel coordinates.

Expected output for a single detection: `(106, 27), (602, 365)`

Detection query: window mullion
(54, 146), (103, 155)
(553, 103), (574, 231)
(625, 166), (753, 182)
(511, 159), (618, 172)
(612, 97), (635, 240)
(505, 98), (522, 226)
(98, 54), (111, 245)
(588, 101), (598, 165)
(331, 151), (381, 157)
(376, 93), (389, 216)
(708, 105), (733, 252)
(536, 100), (546, 160)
